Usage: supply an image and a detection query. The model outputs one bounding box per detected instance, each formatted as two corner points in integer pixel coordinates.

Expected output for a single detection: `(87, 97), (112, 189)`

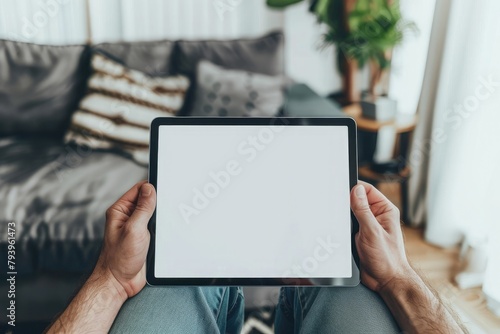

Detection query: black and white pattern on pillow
(66, 54), (190, 165)
(190, 60), (287, 117)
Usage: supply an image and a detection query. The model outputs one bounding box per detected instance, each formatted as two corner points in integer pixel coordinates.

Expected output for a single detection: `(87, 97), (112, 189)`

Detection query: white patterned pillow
(66, 54), (189, 165)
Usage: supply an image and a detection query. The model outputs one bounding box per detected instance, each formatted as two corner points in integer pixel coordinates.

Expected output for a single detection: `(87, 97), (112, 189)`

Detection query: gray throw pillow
(0, 39), (91, 138)
(190, 60), (287, 117)
(174, 31), (285, 77)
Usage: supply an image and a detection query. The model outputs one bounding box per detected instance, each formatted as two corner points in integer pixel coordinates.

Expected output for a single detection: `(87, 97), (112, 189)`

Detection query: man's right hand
(350, 181), (467, 333)
(350, 181), (413, 292)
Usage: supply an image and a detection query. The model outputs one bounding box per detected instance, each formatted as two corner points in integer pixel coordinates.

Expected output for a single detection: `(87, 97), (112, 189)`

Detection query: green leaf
(267, 0), (417, 72)
(266, 0), (304, 8)
(314, 0), (343, 31)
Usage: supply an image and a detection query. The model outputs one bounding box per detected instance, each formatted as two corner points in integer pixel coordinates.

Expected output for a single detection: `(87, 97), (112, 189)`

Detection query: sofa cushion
(173, 31), (285, 78)
(190, 61), (286, 117)
(93, 39), (177, 76)
(0, 39), (91, 138)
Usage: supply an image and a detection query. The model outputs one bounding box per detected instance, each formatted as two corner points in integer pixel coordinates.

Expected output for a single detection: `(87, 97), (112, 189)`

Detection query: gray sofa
(0, 33), (343, 325)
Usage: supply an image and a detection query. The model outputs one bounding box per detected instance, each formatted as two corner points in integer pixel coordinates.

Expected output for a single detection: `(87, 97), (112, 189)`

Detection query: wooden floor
(378, 182), (500, 333)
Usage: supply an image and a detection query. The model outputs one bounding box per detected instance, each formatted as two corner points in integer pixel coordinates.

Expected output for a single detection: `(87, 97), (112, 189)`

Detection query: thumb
(128, 183), (156, 230)
(351, 185), (380, 234)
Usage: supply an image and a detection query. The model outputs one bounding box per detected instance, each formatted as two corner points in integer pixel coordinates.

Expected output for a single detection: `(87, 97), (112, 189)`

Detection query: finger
(117, 180), (148, 208)
(358, 181), (389, 207)
(128, 183), (156, 231)
(351, 184), (381, 234)
(359, 181), (400, 227)
(106, 180), (147, 223)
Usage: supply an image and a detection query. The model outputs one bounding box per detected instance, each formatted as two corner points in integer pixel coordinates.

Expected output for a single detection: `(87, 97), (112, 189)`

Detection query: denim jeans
(110, 285), (399, 333)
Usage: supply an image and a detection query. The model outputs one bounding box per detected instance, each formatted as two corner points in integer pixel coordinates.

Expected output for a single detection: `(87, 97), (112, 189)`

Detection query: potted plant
(267, 0), (416, 116)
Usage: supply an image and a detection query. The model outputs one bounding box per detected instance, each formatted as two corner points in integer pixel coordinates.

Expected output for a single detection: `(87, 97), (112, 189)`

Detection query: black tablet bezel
(147, 117), (360, 286)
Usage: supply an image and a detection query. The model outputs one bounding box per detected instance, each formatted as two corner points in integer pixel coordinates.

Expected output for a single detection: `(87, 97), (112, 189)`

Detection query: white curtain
(388, 0), (437, 115)
(0, 0), (283, 44)
(408, 0), (500, 314)
(0, 0), (89, 44)
(88, 0), (283, 42)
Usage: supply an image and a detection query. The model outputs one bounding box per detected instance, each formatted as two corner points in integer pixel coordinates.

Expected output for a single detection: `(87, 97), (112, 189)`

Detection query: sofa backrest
(93, 39), (177, 77)
(173, 31), (285, 78)
(0, 31), (285, 138)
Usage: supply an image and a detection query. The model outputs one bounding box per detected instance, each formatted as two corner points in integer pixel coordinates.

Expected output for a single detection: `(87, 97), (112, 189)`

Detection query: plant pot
(360, 96), (398, 122)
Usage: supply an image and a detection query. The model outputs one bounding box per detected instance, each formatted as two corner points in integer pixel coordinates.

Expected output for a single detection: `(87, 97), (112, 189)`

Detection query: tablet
(147, 117), (360, 286)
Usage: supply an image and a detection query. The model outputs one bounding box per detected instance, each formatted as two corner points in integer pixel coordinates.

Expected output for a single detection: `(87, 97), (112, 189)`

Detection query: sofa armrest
(283, 84), (344, 117)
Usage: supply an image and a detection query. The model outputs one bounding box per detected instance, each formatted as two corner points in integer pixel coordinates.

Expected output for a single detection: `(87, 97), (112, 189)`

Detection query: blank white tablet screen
(155, 125), (352, 278)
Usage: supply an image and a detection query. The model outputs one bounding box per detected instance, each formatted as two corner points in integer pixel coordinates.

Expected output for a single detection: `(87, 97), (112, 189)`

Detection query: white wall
(282, 1), (370, 96)
(388, 0), (437, 114)
(282, 2), (341, 96)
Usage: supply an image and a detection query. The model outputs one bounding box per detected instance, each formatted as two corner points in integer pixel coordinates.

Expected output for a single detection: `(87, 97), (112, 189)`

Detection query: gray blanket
(0, 138), (146, 275)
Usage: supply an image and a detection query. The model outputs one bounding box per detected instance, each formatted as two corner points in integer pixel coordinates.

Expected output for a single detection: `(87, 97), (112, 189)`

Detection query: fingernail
(141, 184), (152, 197)
(355, 185), (366, 199)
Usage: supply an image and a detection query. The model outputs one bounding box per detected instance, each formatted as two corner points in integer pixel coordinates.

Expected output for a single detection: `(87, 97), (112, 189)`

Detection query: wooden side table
(343, 104), (418, 224)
